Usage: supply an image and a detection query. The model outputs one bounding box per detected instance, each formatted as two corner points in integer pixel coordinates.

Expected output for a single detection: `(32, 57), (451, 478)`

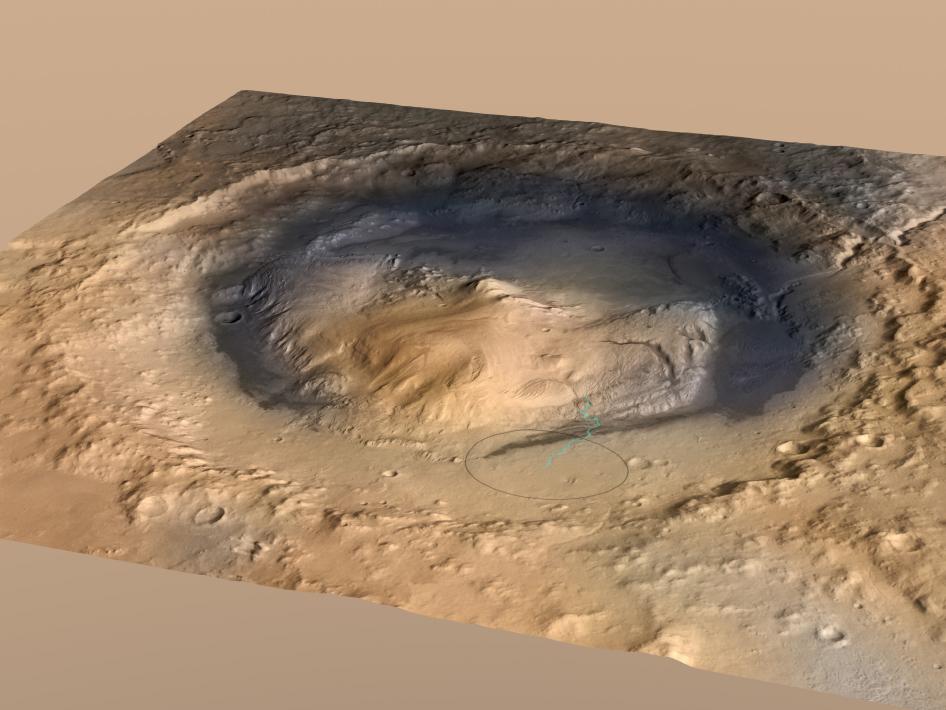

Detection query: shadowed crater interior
(209, 169), (820, 443)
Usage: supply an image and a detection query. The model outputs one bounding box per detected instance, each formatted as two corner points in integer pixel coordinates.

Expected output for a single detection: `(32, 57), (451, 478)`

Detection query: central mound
(211, 190), (806, 445)
(231, 257), (720, 436)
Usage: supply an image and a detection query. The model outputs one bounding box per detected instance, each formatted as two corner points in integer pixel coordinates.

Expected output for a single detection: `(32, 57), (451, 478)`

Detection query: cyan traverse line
(545, 395), (601, 467)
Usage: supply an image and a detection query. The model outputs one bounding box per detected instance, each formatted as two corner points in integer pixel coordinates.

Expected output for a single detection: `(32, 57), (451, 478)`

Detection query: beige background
(2, 2), (943, 708)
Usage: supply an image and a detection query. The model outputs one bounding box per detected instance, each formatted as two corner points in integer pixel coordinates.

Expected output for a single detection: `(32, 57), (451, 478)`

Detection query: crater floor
(2, 91), (946, 709)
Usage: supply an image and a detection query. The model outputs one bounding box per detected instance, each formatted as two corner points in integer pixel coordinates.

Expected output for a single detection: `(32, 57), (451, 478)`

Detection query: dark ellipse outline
(464, 428), (630, 501)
